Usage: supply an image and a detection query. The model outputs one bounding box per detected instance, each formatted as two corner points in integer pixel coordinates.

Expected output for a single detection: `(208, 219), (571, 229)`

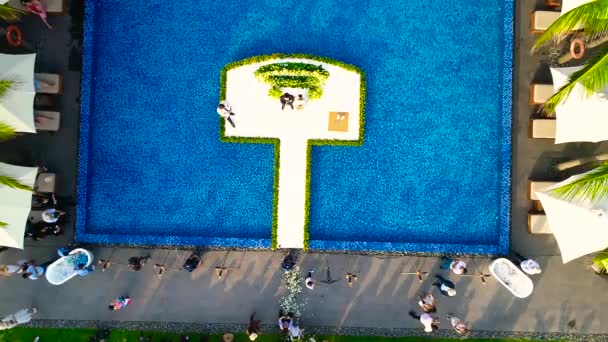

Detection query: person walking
(280, 93), (295, 110)
(440, 256), (467, 275)
(447, 314), (470, 336)
(128, 255), (150, 271)
(513, 252), (542, 275)
(246, 312), (261, 340)
(305, 270), (315, 290)
(432, 274), (457, 297)
(417, 292), (436, 312)
(217, 101), (236, 128)
(108, 296), (131, 311)
(278, 311), (294, 333)
(409, 311), (439, 333)
(0, 308), (37, 330)
(183, 252), (202, 273)
(22, 261), (45, 280)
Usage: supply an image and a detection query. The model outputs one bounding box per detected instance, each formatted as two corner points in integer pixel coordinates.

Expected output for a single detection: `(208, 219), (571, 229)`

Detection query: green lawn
(0, 328), (562, 342)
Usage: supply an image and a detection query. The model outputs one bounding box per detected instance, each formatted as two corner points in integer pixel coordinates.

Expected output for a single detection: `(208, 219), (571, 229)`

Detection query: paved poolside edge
(26, 319), (605, 341)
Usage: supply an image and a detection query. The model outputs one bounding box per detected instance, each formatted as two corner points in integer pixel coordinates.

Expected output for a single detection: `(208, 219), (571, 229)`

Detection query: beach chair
(528, 181), (557, 201)
(529, 119), (556, 139)
(35, 111), (60, 132)
(7, 0), (65, 14)
(557, 153), (608, 170)
(530, 11), (560, 33)
(528, 213), (552, 234)
(529, 84), (553, 104)
(34, 73), (62, 94)
(528, 181), (557, 211)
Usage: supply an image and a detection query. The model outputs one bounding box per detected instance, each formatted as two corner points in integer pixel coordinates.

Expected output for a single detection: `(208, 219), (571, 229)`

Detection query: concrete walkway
(0, 247), (606, 335)
(225, 59), (362, 248)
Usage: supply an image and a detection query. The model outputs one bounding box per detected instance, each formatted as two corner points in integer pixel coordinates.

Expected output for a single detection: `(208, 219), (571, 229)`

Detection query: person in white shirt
(514, 252), (542, 275)
(417, 293), (436, 312)
(304, 270), (315, 290)
(440, 256), (467, 275)
(433, 274), (457, 296)
(0, 308), (37, 330)
(217, 101), (236, 128)
(409, 311), (439, 333)
(447, 314), (470, 336)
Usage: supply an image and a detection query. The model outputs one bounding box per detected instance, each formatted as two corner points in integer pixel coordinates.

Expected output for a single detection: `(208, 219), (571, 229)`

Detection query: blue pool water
(78, 0), (512, 253)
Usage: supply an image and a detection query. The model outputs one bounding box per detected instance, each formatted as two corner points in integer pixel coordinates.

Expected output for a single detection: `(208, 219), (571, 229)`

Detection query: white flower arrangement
(280, 265), (306, 317)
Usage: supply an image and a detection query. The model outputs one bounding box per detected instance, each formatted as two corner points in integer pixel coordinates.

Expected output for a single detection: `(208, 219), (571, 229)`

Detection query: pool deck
(224, 59), (362, 248)
(0, 0), (607, 339)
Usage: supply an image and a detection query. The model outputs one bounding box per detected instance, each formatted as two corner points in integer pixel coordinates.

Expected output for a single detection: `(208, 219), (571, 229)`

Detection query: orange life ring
(5, 25), (22, 48)
(570, 39), (585, 60)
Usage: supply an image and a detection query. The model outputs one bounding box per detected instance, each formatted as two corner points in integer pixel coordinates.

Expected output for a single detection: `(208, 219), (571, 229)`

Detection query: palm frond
(0, 221), (7, 228)
(550, 162), (608, 202)
(0, 121), (16, 142)
(0, 5), (25, 22)
(0, 77), (17, 100)
(0, 175), (32, 191)
(541, 46), (608, 115)
(532, 0), (608, 52)
(592, 248), (608, 272)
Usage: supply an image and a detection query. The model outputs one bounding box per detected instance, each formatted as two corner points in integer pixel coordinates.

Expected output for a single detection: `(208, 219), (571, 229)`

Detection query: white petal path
(224, 58), (363, 248)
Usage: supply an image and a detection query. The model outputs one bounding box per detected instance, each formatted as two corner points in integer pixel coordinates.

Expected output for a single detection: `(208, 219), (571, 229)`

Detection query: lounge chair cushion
(8, 0), (64, 13)
(34, 73), (62, 94)
(35, 173), (56, 193)
(528, 181), (557, 200)
(530, 119), (556, 139)
(35, 111), (60, 132)
(530, 11), (560, 32)
(529, 84), (553, 104)
(528, 214), (552, 234)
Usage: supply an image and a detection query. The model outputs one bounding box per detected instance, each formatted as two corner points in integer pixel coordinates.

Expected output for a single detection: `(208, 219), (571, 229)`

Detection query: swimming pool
(78, 0), (513, 254)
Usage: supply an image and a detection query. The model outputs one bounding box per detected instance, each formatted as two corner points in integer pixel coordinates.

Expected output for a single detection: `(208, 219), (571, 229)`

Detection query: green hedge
(219, 54), (366, 250)
(255, 62), (329, 82)
(255, 62), (329, 100)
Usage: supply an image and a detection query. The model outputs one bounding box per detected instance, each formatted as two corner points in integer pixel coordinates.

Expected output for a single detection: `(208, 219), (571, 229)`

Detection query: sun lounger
(528, 181), (557, 201)
(557, 153), (608, 170)
(35, 111), (60, 132)
(34, 172), (56, 193)
(46, 248), (94, 285)
(7, 0), (65, 14)
(529, 119), (556, 139)
(528, 213), (552, 234)
(34, 73), (62, 94)
(489, 258), (534, 298)
(529, 84), (553, 104)
(530, 11), (560, 33)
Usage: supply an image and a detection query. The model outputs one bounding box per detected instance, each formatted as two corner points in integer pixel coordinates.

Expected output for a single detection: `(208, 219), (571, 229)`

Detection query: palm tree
(532, 0), (608, 115)
(0, 4), (24, 22)
(592, 248), (608, 273)
(550, 162), (608, 201)
(0, 121), (16, 142)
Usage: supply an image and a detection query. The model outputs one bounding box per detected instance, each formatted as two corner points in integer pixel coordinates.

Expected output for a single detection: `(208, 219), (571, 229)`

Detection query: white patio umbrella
(0, 53), (36, 133)
(536, 170), (608, 263)
(561, 0), (594, 16)
(0, 162), (37, 249)
(550, 66), (608, 144)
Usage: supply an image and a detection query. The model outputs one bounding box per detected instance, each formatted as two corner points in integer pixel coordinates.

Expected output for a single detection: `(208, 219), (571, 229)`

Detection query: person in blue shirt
(75, 263), (95, 277)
